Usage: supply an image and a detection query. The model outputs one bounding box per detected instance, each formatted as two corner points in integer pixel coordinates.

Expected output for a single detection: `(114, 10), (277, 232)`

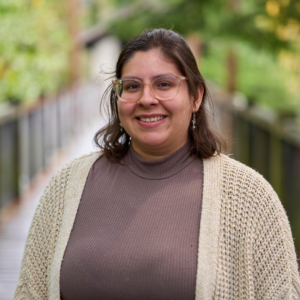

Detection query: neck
(131, 140), (188, 161)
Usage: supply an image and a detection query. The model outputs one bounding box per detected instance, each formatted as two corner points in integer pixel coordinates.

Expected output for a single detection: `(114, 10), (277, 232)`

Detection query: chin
(141, 139), (166, 148)
(132, 135), (167, 149)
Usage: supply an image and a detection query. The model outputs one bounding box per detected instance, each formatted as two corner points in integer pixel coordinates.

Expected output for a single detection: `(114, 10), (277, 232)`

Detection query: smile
(138, 116), (165, 123)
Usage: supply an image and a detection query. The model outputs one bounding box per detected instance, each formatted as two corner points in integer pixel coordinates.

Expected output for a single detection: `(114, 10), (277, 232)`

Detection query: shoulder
(207, 153), (264, 178)
(53, 151), (103, 181)
(207, 154), (294, 258)
(38, 151), (103, 209)
(62, 151), (103, 172)
(205, 153), (274, 196)
(34, 152), (104, 216)
(203, 153), (283, 219)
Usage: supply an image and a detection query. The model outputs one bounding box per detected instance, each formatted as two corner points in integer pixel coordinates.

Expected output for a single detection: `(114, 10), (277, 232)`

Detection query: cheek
(118, 103), (136, 123)
(168, 98), (193, 123)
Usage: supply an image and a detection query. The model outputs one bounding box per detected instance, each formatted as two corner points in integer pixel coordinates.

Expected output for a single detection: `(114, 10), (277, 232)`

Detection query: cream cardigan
(14, 152), (300, 300)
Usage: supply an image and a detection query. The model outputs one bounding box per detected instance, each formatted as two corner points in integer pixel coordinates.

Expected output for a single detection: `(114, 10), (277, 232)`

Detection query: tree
(0, 0), (71, 103)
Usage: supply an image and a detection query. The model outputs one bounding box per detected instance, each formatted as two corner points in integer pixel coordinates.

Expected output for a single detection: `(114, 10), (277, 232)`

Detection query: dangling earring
(192, 113), (196, 130)
(119, 122), (123, 132)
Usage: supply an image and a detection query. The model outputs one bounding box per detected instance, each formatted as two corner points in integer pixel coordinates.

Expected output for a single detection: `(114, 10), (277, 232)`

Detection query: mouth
(137, 116), (166, 123)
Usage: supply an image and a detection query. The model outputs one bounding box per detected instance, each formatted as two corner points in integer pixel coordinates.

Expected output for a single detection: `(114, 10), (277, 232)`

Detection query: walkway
(0, 120), (102, 300)
(0, 33), (121, 300)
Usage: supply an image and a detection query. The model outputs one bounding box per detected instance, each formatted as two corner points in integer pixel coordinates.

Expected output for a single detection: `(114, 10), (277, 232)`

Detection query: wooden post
(269, 133), (283, 201)
(227, 49), (238, 94)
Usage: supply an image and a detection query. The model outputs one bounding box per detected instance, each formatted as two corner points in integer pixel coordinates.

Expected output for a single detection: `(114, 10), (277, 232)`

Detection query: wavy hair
(94, 28), (225, 162)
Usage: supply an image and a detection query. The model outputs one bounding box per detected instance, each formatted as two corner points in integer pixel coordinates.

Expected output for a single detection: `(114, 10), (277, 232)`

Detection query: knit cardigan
(14, 152), (300, 300)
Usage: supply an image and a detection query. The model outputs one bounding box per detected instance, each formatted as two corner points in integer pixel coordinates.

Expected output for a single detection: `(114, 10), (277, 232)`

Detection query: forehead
(121, 49), (181, 79)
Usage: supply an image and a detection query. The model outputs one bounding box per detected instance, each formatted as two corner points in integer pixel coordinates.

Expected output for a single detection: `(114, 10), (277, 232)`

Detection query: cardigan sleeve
(252, 180), (300, 299)
(213, 155), (300, 300)
(14, 165), (70, 300)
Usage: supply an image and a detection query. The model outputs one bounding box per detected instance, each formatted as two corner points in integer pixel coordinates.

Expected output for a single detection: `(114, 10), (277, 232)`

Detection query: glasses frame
(112, 75), (187, 103)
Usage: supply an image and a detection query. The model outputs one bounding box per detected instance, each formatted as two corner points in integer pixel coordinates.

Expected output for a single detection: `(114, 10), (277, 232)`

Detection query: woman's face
(118, 49), (202, 160)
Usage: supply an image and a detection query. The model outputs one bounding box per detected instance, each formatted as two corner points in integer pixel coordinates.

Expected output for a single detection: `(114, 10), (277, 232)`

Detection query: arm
(253, 184), (300, 299)
(14, 166), (69, 300)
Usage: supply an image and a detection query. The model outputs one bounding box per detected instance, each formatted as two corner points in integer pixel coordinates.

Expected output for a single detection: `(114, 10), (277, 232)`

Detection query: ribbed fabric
(60, 142), (203, 300)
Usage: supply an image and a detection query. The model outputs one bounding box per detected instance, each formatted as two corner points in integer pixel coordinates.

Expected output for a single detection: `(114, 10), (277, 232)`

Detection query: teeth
(140, 116), (164, 123)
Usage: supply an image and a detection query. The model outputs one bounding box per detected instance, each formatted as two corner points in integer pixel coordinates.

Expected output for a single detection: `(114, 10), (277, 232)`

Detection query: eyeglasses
(112, 75), (187, 103)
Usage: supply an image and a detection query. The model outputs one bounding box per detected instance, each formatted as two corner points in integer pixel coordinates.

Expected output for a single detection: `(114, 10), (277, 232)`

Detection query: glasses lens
(114, 79), (142, 102)
(152, 76), (179, 100)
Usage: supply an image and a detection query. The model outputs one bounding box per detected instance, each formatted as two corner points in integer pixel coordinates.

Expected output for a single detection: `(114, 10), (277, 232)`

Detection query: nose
(137, 84), (159, 106)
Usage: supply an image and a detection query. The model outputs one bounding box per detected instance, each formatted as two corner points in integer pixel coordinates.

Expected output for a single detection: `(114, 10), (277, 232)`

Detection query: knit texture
(213, 155), (300, 300)
(14, 153), (300, 300)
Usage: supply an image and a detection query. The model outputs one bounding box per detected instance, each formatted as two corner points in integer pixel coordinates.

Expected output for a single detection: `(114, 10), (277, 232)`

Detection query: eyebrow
(121, 73), (177, 80)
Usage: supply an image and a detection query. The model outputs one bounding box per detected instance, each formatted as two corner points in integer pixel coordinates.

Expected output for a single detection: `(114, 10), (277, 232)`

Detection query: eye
(123, 81), (141, 92)
(155, 81), (173, 89)
(127, 84), (139, 90)
(154, 77), (177, 89)
(158, 82), (171, 88)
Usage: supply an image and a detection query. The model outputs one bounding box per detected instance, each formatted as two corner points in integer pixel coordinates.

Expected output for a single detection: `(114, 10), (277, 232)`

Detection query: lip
(136, 114), (167, 128)
(136, 114), (167, 118)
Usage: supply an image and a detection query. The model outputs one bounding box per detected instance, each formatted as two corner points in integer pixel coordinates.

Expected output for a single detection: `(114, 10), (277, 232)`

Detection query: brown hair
(94, 28), (225, 162)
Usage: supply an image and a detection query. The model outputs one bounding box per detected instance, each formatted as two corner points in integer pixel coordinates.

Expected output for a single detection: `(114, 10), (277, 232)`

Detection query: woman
(15, 29), (300, 300)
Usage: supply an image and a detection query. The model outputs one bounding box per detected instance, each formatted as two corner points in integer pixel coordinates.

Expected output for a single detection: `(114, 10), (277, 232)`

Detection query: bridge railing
(212, 87), (300, 256)
(0, 82), (102, 213)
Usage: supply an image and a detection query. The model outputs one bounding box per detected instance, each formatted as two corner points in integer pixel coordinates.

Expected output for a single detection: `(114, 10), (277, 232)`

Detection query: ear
(192, 83), (204, 113)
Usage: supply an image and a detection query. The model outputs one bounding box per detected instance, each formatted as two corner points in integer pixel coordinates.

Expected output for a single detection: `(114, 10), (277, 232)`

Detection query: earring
(119, 123), (123, 132)
(192, 113), (196, 130)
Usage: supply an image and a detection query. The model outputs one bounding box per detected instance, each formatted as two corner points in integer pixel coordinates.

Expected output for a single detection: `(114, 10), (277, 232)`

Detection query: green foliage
(107, 0), (294, 53)
(101, 0), (300, 112)
(199, 41), (227, 88)
(200, 39), (296, 111)
(0, 0), (71, 103)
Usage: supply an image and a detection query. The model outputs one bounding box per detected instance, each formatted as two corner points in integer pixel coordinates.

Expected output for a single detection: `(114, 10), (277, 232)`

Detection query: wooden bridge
(0, 121), (101, 300)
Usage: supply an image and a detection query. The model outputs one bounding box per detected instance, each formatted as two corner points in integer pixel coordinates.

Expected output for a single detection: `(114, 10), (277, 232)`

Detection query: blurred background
(0, 0), (299, 298)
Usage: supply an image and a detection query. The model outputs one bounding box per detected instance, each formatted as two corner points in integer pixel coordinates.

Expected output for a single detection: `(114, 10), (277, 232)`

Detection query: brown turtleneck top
(60, 143), (203, 300)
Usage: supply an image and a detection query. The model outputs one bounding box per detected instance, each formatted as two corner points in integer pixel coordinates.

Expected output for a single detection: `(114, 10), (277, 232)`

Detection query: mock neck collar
(124, 142), (196, 180)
